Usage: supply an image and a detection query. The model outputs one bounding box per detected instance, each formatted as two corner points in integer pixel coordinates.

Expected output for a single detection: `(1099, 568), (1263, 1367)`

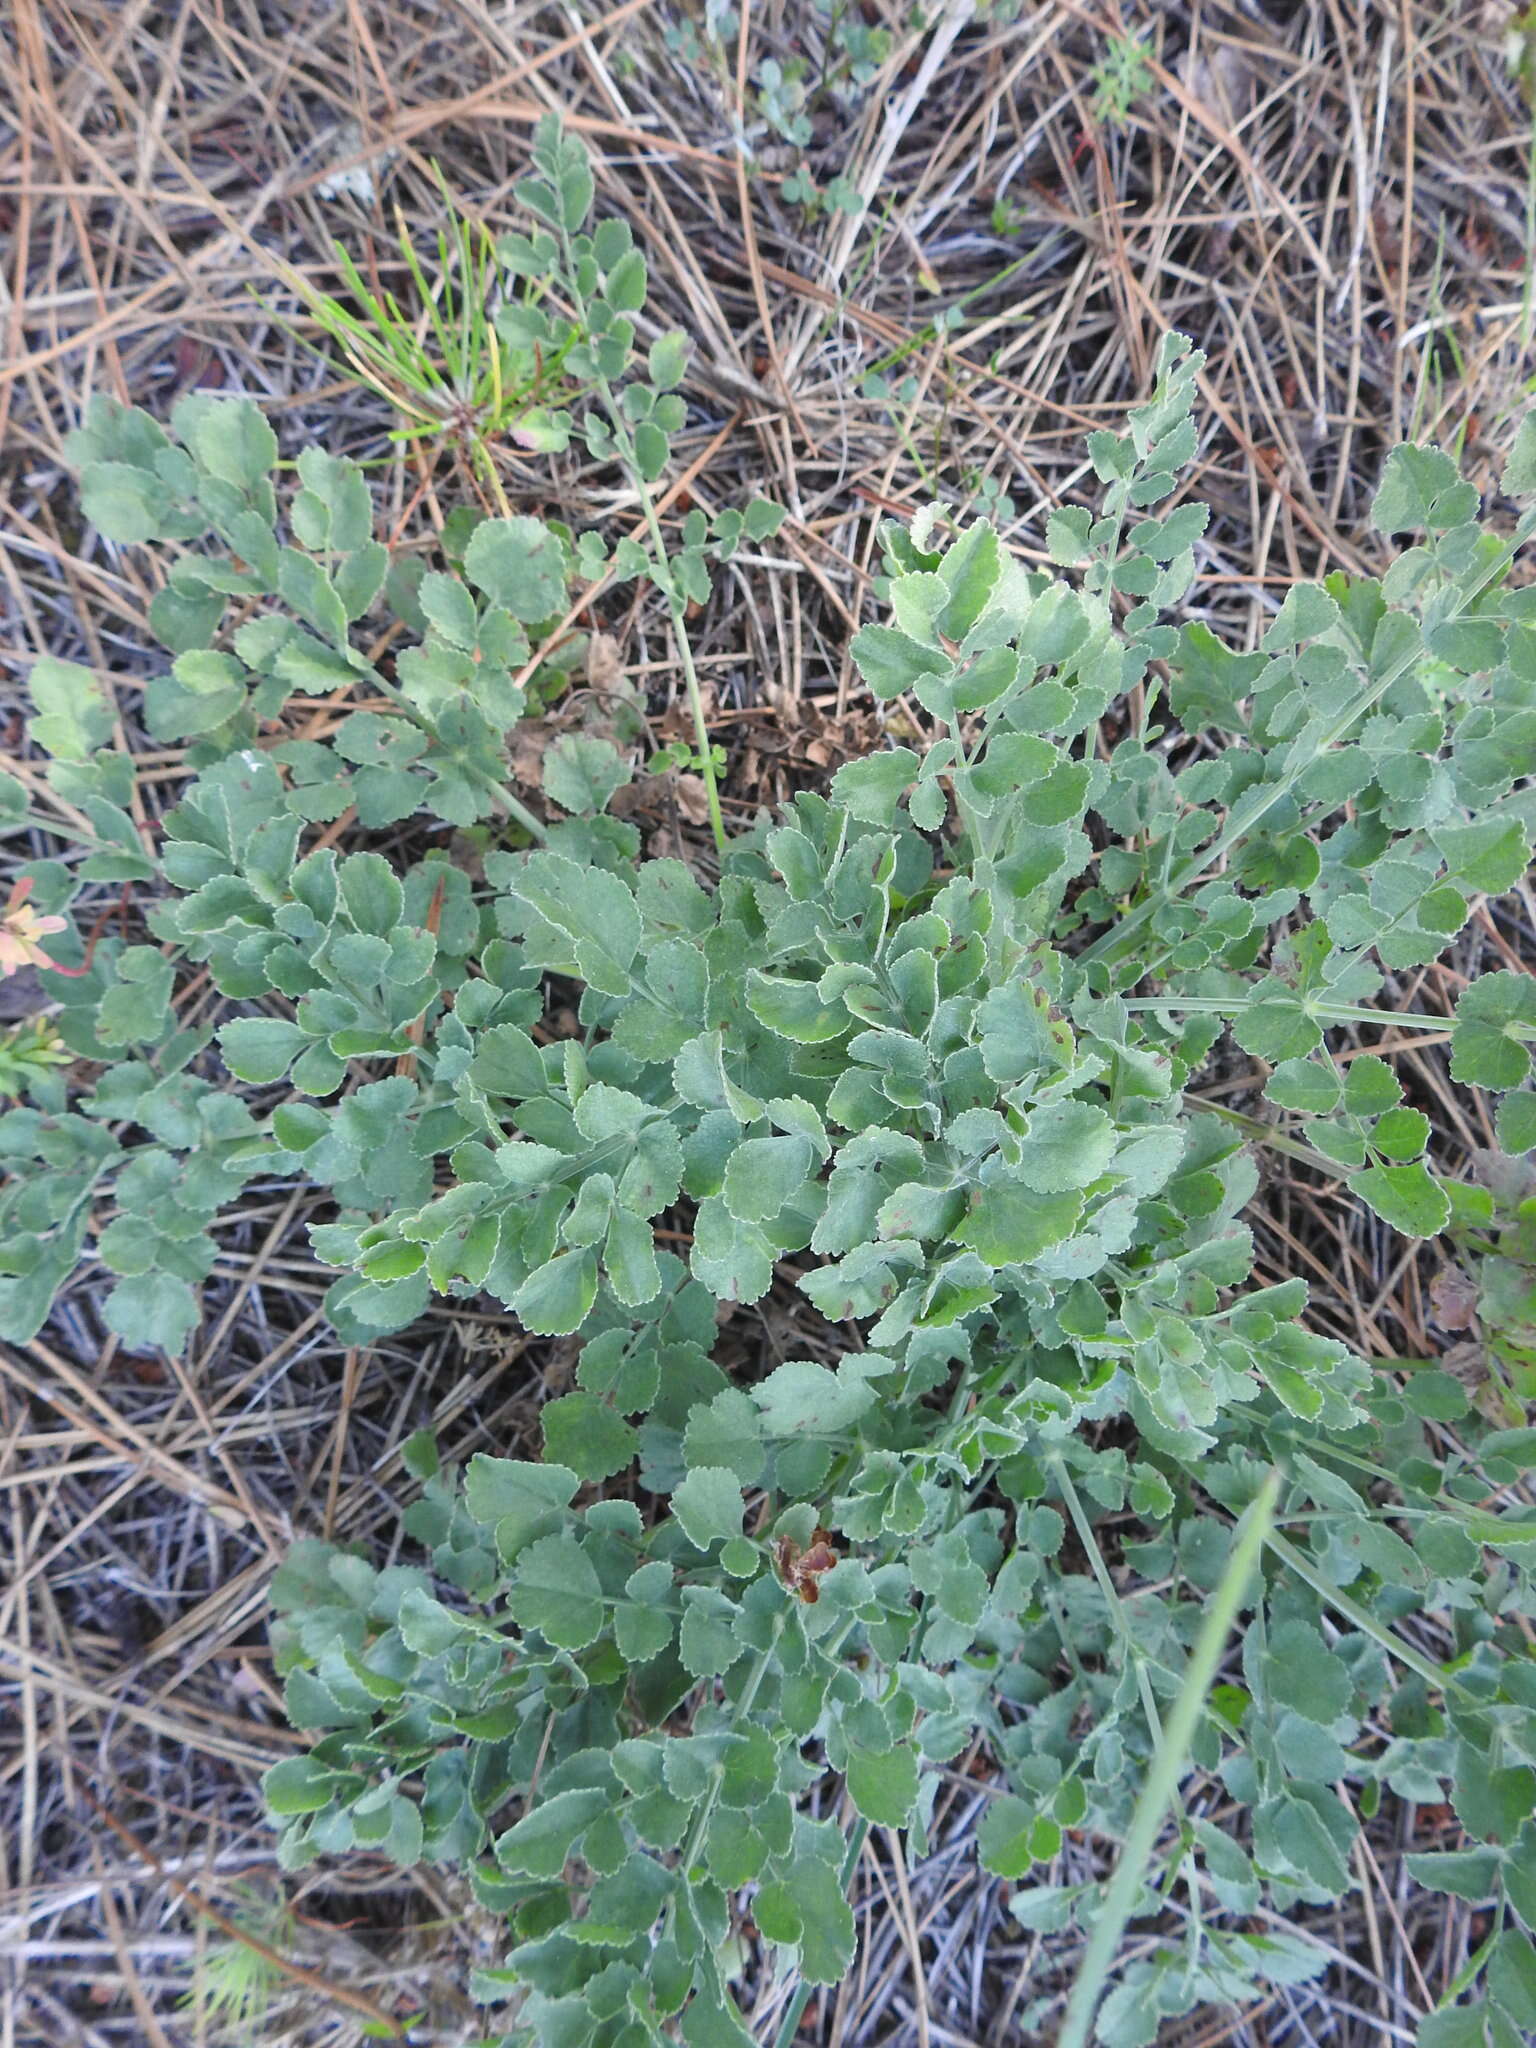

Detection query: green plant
(661, 1), (895, 222)
(1435, 1154), (1536, 1426)
(494, 121), (782, 847)
(964, 466), (1017, 525)
(754, 55), (813, 148)
(1, 115), (775, 1349)
(1058, 1470), (1280, 2048)
(1510, 4), (1536, 111)
(780, 163), (864, 220)
(12, 115), (1536, 2046)
(0, 1013), (72, 1108)
(178, 1888), (297, 2038)
(748, 2), (897, 151)
(283, 170), (581, 504)
(1090, 33), (1154, 131)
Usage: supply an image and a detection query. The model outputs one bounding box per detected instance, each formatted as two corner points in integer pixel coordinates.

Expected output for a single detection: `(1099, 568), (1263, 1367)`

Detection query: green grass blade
(398, 214), (457, 384)
(1057, 1471), (1280, 2048)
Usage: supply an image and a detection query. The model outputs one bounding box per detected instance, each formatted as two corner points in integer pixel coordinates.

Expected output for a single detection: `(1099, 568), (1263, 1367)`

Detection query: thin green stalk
(1117, 996), (1451, 1032)
(1187, 1099), (1370, 1179)
(363, 674), (545, 841)
(769, 1816), (871, 2048)
(1081, 505), (1536, 975)
(554, 224), (727, 857)
(863, 246), (1050, 382)
(1, 814), (157, 863)
(1263, 1528), (1476, 1700)
(1243, 1489), (1534, 1546)
(464, 759), (544, 838)
(1057, 1473), (1279, 2048)
(672, 1614), (786, 1896)
(1051, 1456), (1168, 1748)
(629, 474), (727, 855)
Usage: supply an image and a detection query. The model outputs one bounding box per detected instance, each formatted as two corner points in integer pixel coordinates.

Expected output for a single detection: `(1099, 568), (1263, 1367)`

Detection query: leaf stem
(555, 221), (728, 855)
(1050, 1456), (1168, 1748)
(1080, 505), (1536, 974)
(598, 382), (727, 855)
(661, 1607), (794, 1957)
(367, 673), (546, 841)
(1116, 995), (1449, 1031)
(769, 1815), (871, 2048)
(1263, 1527), (1476, 1700)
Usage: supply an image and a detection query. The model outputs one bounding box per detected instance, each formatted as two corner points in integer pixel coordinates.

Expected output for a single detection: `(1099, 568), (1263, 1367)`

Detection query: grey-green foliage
(1, 114), (782, 1353)
(496, 158), (782, 598)
(1091, 31), (1155, 128)
(8, 123), (1536, 2046)
(494, 115), (782, 847)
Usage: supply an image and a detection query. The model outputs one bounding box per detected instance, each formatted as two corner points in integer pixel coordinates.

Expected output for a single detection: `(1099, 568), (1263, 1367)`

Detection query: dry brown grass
(2, 2), (1534, 2043)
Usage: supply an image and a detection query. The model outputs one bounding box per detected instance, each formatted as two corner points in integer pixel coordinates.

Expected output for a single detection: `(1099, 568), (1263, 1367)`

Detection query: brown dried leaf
(671, 774), (711, 825)
(1429, 1264), (1479, 1332)
(585, 631), (624, 692)
(509, 716), (554, 793)
(1440, 1340), (1527, 1428)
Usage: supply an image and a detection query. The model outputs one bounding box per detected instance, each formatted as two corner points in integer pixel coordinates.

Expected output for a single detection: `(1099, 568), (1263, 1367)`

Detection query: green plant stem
(1051, 1456), (1168, 1748)
(863, 246), (1051, 382)
(769, 1816), (871, 2048)
(466, 760), (547, 842)
(1057, 1473), (1280, 2048)
(644, 512), (727, 857)
(1187, 1098), (1370, 1178)
(593, 371), (727, 856)
(475, 443), (514, 520)
(1080, 505), (1536, 976)
(1, 814), (159, 867)
(1116, 996), (1451, 1031)
(366, 674), (546, 841)
(671, 1614), (786, 1904)
(1263, 1528), (1476, 1700)
(552, 202), (726, 856)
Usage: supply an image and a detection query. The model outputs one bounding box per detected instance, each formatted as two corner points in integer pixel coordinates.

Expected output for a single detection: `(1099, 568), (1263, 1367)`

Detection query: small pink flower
(0, 877), (83, 978)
